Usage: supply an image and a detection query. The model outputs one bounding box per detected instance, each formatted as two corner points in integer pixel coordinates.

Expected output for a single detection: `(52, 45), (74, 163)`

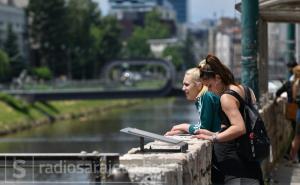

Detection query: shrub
(32, 67), (53, 81)
(0, 49), (10, 81)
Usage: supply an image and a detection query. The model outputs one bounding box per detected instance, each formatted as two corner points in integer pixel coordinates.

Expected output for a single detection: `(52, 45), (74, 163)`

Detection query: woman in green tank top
(165, 64), (221, 136)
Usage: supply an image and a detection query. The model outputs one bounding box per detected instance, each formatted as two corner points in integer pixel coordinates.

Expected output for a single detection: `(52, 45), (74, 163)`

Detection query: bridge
(3, 59), (184, 102)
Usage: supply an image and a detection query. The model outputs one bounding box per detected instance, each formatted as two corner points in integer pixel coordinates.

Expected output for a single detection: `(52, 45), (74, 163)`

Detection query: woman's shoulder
(229, 84), (243, 93)
(221, 85), (244, 104)
(223, 84), (257, 104)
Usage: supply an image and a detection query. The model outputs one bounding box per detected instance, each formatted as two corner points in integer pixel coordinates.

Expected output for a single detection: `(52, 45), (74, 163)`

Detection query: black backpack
(225, 86), (271, 161)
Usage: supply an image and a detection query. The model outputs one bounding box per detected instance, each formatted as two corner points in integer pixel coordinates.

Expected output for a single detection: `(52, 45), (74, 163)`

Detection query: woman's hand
(165, 130), (184, 136)
(170, 124), (189, 132)
(164, 123), (189, 136)
(192, 129), (214, 140)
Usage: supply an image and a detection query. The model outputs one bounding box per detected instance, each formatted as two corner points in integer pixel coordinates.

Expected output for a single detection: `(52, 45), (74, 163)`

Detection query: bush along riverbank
(0, 93), (145, 136)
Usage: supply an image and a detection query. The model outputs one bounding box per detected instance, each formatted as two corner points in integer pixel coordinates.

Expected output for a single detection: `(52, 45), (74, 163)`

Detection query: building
(0, 0), (28, 8)
(188, 25), (210, 61)
(109, 0), (176, 38)
(268, 23), (288, 80)
(214, 20), (295, 81)
(167, 0), (187, 23)
(109, 0), (157, 18)
(190, 29), (209, 61)
(0, 2), (28, 60)
(214, 18), (241, 79)
(148, 37), (178, 57)
(109, 0), (175, 21)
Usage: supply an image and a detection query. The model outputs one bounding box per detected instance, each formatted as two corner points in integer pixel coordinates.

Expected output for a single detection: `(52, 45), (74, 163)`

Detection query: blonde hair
(198, 59), (206, 68)
(184, 61), (208, 95)
(184, 59), (206, 82)
(185, 68), (201, 82)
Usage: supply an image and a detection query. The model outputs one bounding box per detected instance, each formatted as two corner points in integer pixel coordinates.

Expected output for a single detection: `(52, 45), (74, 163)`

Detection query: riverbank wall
(0, 99), (145, 136)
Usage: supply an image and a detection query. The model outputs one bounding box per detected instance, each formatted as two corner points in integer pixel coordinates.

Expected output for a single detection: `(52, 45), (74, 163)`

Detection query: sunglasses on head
(200, 69), (215, 79)
(200, 57), (215, 79)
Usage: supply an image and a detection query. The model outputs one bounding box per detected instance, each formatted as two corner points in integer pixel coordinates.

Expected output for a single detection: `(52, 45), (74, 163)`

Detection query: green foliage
(26, 0), (174, 79)
(144, 10), (171, 39)
(32, 67), (53, 81)
(123, 9), (171, 58)
(27, 0), (68, 76)
(162, 34), (196, 71)
(124, 27), (151, 58)
(66, 0), (106, 79)
(90, 16), (122, 76)
(27, 0), (114, 79)
(162, 45), (184, 70)
(3, 23), (25, 79)
(0, 49), (10, 81)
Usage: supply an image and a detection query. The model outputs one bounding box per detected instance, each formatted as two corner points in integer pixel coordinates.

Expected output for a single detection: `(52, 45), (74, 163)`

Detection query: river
(0, 98), (198, 184)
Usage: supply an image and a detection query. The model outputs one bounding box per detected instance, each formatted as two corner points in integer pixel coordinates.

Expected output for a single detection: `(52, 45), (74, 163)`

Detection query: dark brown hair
(200, 54), (236, 85)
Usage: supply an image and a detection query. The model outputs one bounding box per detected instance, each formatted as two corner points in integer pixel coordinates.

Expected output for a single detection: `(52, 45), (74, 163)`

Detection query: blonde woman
(165, 64), (221, 136)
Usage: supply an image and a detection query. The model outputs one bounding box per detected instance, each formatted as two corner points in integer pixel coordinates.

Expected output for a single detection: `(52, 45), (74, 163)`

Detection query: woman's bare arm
(193, 94), (246, 142)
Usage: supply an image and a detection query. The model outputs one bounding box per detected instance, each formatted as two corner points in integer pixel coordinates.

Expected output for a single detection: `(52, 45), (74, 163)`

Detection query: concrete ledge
(120, 137), (212, 185)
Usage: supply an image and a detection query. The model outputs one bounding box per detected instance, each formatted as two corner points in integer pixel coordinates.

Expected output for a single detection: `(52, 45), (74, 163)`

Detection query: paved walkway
(271, 160), (300, 185)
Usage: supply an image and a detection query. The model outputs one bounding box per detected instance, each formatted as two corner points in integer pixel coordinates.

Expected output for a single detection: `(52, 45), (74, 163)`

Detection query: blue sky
(95, 0), (241, 23)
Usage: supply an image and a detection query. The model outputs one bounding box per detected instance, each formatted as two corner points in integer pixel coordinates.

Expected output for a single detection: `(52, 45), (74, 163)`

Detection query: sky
(96, 0), (241, 23)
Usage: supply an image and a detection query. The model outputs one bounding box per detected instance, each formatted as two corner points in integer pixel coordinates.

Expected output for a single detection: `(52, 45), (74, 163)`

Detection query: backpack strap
(242, 85), (255, 106)
(223, 89), (245, 106)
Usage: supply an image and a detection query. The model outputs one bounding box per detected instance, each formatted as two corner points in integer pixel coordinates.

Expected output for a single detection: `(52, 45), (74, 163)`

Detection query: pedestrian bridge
(4, 59), (184, 102)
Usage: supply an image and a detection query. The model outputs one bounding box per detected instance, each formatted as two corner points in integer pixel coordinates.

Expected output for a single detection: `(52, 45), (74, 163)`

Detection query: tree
(144, 10), (171, 39)
(162, 45), (184, 70)
(90, 16), (122, 77)
(66, 0), (102, 79)
(0, 49), (10, 82)
(27, 0), (68, 76)
(3, 23), (25, 79)
(123, 9), (171, 58)
(31, 66), (52, 81)
(124, 27), (151, 58)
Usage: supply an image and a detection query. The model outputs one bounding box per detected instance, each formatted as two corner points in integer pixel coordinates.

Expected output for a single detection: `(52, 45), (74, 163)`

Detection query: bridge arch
(6, 59), (181, 101)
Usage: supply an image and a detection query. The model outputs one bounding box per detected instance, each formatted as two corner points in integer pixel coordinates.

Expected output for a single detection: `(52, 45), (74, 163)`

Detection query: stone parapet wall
(120, 138), (212, 185)
(260, 100), (293, 173)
